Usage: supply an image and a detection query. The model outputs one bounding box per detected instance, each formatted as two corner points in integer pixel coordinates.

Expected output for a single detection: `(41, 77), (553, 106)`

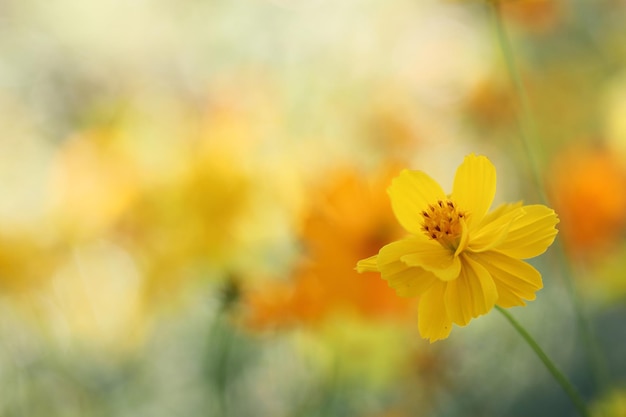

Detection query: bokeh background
(1, 0), (626, 415)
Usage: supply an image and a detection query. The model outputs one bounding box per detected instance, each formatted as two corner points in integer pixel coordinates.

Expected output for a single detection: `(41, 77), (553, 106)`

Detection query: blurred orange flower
(244, 167), (414, 330)
(361, 90), (422, 158)
(548, 146), (626, 256)
(501, 0), (565, 33)
(464, 77), (516, 130)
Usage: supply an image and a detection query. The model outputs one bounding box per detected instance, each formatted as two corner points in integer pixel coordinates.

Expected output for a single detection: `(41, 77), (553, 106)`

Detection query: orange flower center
(421, 200), (467, 248)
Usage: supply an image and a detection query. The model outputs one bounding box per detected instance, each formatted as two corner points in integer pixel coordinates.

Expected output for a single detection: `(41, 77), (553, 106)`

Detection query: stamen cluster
(421, 200), (466, 248)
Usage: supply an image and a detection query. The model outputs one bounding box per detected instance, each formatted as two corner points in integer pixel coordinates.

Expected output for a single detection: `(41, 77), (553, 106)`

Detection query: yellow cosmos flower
(357, 154), (559, 342)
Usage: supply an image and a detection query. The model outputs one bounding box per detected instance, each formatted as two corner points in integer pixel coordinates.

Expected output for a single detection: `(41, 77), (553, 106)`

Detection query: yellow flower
(357, 154), (559, 342)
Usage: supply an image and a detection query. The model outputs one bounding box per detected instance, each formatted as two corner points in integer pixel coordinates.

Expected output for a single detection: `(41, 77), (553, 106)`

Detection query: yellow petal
(356, 255), (379, 273)
(388, 169), (446, 235)
(469, 206), (525, 253)
(479, 201), (524, 227)
(451, 154), (496, 230)
(400, 235), (461, 281)
(378, 239), (438, 297)
(496, 205), (559, 259)
(418, 281), (453, 343)
(443, 254), (497, 326)
(454, 218), (470, 256)
(476, 250), (543, 308)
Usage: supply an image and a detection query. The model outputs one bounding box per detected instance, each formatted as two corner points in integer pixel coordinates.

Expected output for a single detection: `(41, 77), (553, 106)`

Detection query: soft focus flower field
(1, 0), (625, 416)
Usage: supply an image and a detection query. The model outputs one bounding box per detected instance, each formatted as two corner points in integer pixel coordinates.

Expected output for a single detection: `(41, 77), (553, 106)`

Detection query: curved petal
(479, 202), (523, 228)
(356, 255), (379, 273)
(444, 254), (497, 326)
(418, 281), (453, 343)
(475, 251), (543, 308)
(388, 169), (446, 235)
(400, 235), (461, 282)
(451, 154), (496, 230)
(378, 239), (438, 297)
(495, 205), (559, 259)
(468, 206), (525, 253)
(454, 218), (470, 256)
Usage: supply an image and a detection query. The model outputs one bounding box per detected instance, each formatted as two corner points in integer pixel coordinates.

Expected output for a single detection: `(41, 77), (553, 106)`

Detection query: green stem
(487, 0), (546, 202)
(495, 306), (591, 417)
(487, 0), (609, 391)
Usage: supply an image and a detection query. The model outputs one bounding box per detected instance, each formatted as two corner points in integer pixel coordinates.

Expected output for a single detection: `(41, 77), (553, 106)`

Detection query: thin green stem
(495, 306), (591, 417)
(487, 0), (609, 391)
(487, 0), (546, 202)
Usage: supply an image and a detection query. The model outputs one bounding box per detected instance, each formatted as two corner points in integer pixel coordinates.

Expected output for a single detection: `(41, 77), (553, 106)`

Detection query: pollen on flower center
(421, 200), (467, 247)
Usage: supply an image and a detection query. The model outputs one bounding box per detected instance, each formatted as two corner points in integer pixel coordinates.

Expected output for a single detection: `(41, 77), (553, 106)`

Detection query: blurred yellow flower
(49, 129), (140, 241)
(0, 233), (60, 295)
(591, 387), (626, 417)
(37, 241), (149, 353)
(112, 138), (253, 310)
(357, 154), (559, 342)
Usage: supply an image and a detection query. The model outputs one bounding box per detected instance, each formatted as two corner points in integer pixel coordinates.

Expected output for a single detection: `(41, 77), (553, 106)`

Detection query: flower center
(421, 200), (467, 249)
